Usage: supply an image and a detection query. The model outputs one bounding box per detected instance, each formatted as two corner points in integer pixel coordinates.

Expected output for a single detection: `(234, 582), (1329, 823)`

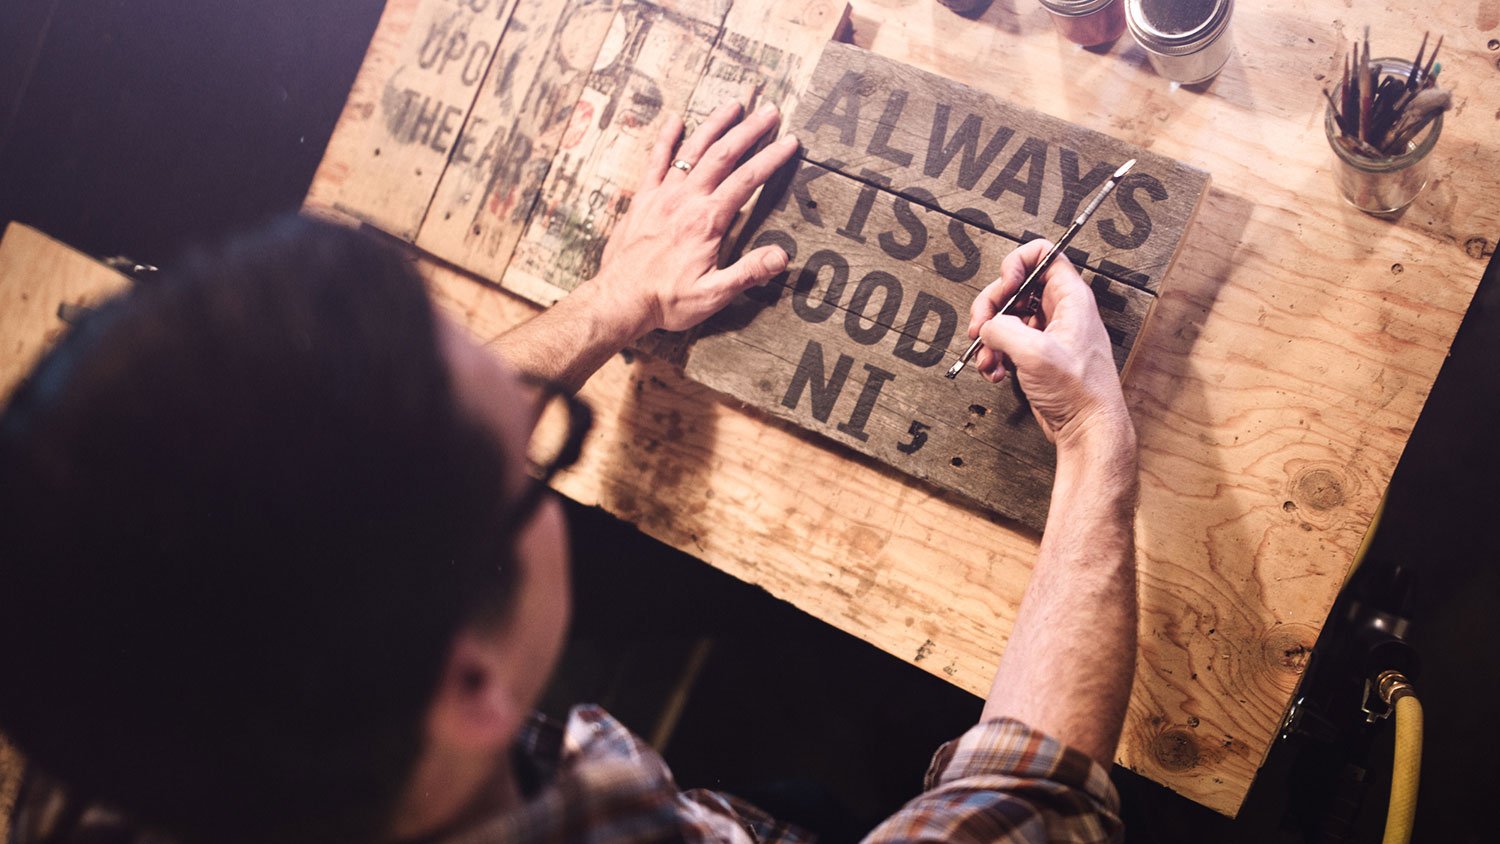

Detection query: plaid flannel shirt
(12, 705), (1122, 843)
(444, 705), (1123, 844)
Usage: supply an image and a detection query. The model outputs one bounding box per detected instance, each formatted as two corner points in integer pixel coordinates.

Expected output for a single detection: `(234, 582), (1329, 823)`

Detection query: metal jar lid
(1039, 0), (1117, 16)
(1126, 0), (1233, 56)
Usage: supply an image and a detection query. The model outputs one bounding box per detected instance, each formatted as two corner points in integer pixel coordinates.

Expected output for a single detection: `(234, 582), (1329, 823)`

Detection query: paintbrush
(1326, 30), (1449, 158)
(945, 158), (1135, 380)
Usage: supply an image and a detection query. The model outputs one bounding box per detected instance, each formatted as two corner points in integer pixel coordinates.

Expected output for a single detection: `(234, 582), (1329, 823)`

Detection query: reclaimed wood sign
(310, 0), (850, 306)
(685, 43), (1209, 529)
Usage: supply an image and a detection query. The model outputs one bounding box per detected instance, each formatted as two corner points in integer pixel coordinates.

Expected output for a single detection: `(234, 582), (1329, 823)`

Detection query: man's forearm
(981, 421), (1139, 764)
(493, 272), (650, 393)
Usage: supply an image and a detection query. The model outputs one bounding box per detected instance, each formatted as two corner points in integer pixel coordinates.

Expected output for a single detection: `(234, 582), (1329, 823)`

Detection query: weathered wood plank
(415, 0), (622, 282)
(502, 1), (729, 306)
(681, 0), (852, 136)
(687, 159), (1154, 529)
(0, 223), (131, 402)
(792, 42), (1209, 294)
(306, 0), (521, 240)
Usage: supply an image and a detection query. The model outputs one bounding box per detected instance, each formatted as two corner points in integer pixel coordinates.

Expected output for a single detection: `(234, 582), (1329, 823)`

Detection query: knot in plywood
(1151, 728), (1201, 772)
(1261, 623), (1316, 677)
(1292, 466), (1346, 512)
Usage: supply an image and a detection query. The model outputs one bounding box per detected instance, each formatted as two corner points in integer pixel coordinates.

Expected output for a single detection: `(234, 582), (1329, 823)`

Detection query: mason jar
(1125, 0), (1235, 85)
(1039, 0), (1127, 48)
(1324, 57), (1443, 215)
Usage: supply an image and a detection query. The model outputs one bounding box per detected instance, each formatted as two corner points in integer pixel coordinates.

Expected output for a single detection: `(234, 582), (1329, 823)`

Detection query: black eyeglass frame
(498, 377), (594, 534)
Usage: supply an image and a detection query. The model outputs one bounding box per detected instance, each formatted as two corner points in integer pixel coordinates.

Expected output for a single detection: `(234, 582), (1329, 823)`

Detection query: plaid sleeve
(864, 718), (1122, 843)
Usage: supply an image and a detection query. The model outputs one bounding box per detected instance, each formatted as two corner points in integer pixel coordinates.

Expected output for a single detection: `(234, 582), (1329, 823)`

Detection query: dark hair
(0, 216), (515, 843)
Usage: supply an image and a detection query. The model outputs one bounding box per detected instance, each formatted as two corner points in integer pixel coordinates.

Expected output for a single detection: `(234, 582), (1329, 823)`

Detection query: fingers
(966, 239), (1052, 336)
(642, 114), (683, 190)
(689, 102), (783, 189)
(713, 134), (799, 209)
(968, 276), (1011, 338)
(1035, 252), (1092, 322)
(671, 102), (743, 178)
(978, 314), (1044, 374)
(710, 244), (789, 292)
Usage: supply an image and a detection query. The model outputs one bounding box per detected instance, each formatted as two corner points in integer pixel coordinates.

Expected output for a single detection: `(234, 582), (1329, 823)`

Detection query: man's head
(0, 217), (570, 842)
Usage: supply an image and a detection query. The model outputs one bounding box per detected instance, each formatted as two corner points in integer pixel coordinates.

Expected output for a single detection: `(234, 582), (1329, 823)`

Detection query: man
(0, 102), (1137, 843)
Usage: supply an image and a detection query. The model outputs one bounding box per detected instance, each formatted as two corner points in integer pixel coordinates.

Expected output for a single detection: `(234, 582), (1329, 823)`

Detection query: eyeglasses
(499, 377), (594, 533)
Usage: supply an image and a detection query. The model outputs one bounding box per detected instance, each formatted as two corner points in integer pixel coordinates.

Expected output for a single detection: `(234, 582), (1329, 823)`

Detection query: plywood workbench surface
(299, 0), (1499, 818)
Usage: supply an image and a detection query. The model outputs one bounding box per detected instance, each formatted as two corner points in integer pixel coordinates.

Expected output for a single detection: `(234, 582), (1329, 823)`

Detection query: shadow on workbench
(2, 0), (1494, 840)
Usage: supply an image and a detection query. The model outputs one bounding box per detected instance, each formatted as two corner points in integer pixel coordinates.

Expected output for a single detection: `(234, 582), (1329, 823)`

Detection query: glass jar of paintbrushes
(1324, 32), (1450, 216)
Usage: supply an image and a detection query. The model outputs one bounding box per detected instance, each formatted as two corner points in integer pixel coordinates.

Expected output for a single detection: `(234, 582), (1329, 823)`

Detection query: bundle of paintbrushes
(1325, 30), (1451, 159)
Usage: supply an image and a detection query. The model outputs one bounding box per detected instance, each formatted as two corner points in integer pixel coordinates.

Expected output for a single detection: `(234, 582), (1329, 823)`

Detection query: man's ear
(425, 630), (526, 750)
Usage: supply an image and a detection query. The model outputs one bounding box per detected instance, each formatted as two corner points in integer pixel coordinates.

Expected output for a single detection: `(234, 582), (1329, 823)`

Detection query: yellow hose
(1347, 490), (1387, 579)
(1381, 692), (1423, 844)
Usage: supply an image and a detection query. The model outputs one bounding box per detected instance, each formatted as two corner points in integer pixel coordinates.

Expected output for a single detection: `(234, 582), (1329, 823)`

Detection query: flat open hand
(596, 102), (800, 334)
(967, 239), (1131, 449)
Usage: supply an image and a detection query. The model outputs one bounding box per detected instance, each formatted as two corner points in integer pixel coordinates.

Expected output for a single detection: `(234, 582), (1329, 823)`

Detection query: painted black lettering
(470, 126), (504, 174)
(791, 249), (849, 323)
(925, 105), (1013, 190)
(431, 104), (465, 153)
(1086, 271), (1129, 314)
(803, 70), (862, 146)
(1098, 172), (1167, 250)
(982, 137), (1048, 214)
(896, 420), (930, 454)
(452, 117), (487, 164)
(844, 271), (903, 346)
(1054, 148), (1113, 226)
(388, 88), (420, 138)
(418, 18), (453, 70)
(933, 215), (982, 283)
(1097, 259), (1151, 289)
(836, 168), (891, 244)
(409, 96), (443, 146)
(744, 230), (798, 306)
(462, 40), (492, 87)
(879, 190), (930, 261)
(837, 364), (896, 442)
(441, 29), (470, 78)
(782, 339), (853, 423)
(867, 90), (914, 167)
(893, 291), (957, 368)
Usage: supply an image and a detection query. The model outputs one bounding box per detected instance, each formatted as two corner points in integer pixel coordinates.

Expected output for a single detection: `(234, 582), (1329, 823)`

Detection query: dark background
(2, 1), (1495, 841)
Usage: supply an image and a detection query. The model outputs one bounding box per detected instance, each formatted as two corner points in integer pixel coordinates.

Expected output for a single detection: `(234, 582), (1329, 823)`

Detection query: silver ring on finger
(671, 158), (693, 174)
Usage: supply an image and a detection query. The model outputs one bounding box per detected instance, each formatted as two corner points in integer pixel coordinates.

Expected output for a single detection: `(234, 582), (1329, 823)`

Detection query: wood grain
(682, 0), (852, 136)
(415, 0), (622, 282)
(0, 223), (131, 402)
(502, 1), (729, 305)
(305, 0), (522, 240)
(309, 0), (1500, 817)
(687, 159), (1154, 529)
(793, 42), (1209, 293)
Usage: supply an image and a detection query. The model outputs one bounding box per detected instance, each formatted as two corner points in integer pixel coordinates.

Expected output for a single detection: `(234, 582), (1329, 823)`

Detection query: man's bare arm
(495, 103), (797, 392)
(967, 240), (1140, 765)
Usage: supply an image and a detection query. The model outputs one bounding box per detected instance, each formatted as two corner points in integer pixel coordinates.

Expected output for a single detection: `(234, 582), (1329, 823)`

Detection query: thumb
(708, 244), (789, 293)
(978, 314), (1044, 370)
